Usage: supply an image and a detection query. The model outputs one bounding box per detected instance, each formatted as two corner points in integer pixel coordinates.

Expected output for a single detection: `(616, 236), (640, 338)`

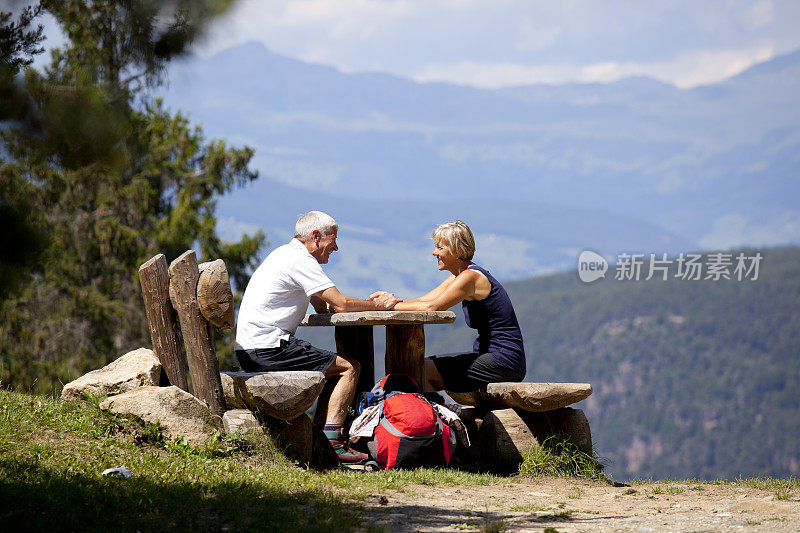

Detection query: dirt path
(358, 478), (799, 532)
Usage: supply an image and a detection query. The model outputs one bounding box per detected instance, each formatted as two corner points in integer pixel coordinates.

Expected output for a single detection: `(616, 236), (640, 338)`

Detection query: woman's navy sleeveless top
(461, 264), (526, 374)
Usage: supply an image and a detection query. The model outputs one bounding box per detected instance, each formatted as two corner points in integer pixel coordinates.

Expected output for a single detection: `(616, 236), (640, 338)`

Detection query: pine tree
(0, 1), (264, 393)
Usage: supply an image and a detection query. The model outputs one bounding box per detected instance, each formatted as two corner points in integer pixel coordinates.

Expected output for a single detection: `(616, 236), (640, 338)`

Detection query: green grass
(0, 388), (502, 532)
(518, 435), (605, 479)
(532, 509), (575, 521)
(567, 486), (583, 498)
(630, 476), (799, 489)
(628, 476), (798, 502)
(738, 475), (798, 500)
(649, 485), (685, 495)
(509, 503), (547, 512)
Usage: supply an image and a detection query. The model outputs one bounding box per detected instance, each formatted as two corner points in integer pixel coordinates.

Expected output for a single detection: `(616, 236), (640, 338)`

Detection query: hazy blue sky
(194, 0), (800, 88)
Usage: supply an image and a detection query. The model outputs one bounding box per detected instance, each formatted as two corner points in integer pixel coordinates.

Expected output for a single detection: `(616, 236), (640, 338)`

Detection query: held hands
(369, 290), (402, 310)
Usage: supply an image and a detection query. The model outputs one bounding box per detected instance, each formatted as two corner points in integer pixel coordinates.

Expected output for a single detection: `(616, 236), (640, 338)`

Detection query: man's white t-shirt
(236, 238), (334, 349)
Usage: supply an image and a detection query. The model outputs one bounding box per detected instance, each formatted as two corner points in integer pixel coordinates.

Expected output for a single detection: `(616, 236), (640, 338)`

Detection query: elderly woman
(371, 220), (526, 393)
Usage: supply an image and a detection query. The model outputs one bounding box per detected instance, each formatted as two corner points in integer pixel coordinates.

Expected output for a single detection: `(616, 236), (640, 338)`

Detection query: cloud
(215, 217), (263, 243)
(413, 46), (776, 88)
(253, 155), (344, 190)
(697, 211), (800, 249)
(196, 0), (800, 88)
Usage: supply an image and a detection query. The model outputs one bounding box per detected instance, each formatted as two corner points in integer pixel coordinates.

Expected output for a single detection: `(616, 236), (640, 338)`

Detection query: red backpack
(361, 374), (454, 470)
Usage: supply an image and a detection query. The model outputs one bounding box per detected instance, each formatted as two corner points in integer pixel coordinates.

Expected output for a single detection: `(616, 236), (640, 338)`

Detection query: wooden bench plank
(447, 382), (593, 412)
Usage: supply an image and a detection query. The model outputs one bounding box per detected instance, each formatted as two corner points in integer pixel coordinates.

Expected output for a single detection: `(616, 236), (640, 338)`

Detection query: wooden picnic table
(298, 310), (456, 394)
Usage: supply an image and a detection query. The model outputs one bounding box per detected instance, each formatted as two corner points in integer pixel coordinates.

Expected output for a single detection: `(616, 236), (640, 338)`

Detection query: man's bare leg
(312, 378), (336, 426)
(316, 354), (367, 463)
(315, 355), (360, 426)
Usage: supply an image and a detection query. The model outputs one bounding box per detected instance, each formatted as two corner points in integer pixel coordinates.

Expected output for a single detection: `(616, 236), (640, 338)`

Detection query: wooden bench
(138, 251), (336, 422)
(450, 382), (595, 471)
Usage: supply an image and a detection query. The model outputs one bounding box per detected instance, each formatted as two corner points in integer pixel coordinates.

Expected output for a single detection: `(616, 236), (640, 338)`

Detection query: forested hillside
(424, 247), (800, 481)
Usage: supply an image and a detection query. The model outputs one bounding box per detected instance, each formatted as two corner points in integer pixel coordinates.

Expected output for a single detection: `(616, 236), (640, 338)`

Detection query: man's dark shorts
(235, 336), (338, 374)
(428, 351), (525, 392)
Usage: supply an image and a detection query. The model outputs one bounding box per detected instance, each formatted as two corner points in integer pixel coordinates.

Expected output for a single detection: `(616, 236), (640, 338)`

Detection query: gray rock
(61, 348), (162, 401)
(99, 386), (221, 446)
(219, 372), (248, 409)
(222, 409), (262, 434)
(471, 407), (594, 473)
(517, 407), (593, 453)
(220, 371), (325, 420)
(476, 408), (540, 472)
(447, 382), (592, 412)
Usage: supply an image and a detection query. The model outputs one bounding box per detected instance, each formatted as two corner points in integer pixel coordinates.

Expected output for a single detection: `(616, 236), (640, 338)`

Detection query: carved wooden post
(385, 324), (426, 389)
(138, 254), (188, 391)
(335, 325), (374, 397)
(197, 259), (235, 329)
(169, 250), (226, 415)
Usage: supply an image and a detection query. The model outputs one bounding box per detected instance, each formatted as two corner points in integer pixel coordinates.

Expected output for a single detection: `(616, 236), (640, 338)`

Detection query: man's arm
(310, 294), (332, 313)
(316, 286), (401, 313)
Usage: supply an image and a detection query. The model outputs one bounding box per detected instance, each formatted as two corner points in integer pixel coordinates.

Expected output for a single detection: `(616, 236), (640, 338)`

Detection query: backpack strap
(379, 417), (443, 440)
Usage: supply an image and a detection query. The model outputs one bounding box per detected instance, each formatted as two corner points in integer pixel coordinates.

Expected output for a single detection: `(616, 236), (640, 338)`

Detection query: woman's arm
(394, 270), (480, 311)
(403, 275), (456, 304)
(369, 274), (455, 305)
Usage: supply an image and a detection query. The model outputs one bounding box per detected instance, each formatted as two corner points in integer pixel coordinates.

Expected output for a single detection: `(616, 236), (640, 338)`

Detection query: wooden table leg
(385, 324), (426, 389)
(335, 325), (374, 398)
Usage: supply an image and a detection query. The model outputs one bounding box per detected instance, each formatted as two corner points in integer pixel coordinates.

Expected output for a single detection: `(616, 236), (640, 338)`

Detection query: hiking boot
(330, 439), (368, 464)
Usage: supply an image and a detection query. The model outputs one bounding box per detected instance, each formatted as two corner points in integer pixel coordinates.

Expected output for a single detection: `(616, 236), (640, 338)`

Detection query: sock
(323, 424), (343, 441)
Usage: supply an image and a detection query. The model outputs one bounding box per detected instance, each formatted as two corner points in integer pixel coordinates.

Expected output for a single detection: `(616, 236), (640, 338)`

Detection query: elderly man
(235, 211), (400, 463)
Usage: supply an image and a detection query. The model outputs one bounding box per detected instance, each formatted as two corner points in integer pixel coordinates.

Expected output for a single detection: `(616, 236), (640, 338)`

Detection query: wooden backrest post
(169, 250), (226, 415)
(138, 254), (189, 391)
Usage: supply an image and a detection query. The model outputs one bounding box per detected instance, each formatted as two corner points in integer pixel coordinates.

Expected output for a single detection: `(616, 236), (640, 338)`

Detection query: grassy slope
(1, 388), (796, 531)
(425, 246), (800, 480)
(0, 389), (501, 532)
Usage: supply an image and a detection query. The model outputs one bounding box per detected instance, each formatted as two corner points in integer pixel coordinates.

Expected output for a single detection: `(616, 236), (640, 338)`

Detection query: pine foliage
(0, 1), (264, 393)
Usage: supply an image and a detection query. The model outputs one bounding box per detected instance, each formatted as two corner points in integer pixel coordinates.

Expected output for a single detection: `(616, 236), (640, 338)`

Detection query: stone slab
(99, 386), (221, 446)
(476, 408), (539, 472)
(222, 409), (262, 434)
(299, 310), (456, 327)
(517, 407), (593, 453)
(220, 371), (325, 420)
(447, 382), (592, 412)
(61, 348), (161, 401)
(472, 407), (593, 473)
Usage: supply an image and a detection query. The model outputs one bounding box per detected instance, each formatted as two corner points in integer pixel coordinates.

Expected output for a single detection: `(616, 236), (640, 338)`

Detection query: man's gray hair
(295, 211), (338, 241)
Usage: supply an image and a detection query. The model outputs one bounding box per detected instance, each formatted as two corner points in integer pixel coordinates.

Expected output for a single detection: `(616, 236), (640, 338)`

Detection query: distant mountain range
(159, 42), (800, 297)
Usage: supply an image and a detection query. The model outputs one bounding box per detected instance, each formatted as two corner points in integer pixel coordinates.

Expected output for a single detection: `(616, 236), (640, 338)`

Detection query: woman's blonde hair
(432, 220), (475, 261)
